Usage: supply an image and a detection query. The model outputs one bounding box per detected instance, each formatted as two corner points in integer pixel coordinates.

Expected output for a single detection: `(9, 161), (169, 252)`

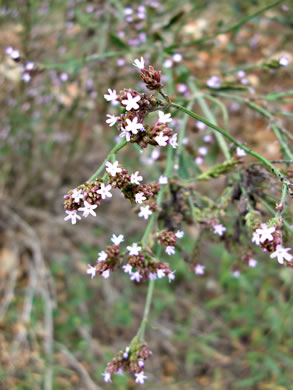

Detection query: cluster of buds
(106, 161), (160, 205)
(252, 221), (292, 265)
(157, 229), (177, 247)
(140, 65), (163, 90)
(87, 244), (121, 279)
(102, 340), (152, 384)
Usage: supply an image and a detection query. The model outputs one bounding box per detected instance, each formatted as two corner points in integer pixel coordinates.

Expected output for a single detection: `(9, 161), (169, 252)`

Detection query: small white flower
(5, 46), (13, 56)
(120, 129), (132, 141)
(134, 371), (148, 384)
(159, 176), (168, 185)
(78, 200), (97, 218)
(86, 264), (96, 279)
(135, 192), (146, 204)
(237, 70), (246, 78)
(233, 270), (240, 278)
(121, 93), (141, 111)
(138, 205), (152, 220)
(236, 147), (247, 157)
(270, 245), (292, 264)
(138, 360), (144, 368)
(252, 231), (260, 245)
(194, 264), (205, 275)
(256, 223), (275, 243)
(130, 271), (142, 282)
(166, 246), (175, 256)
(172, 53), (182, 62)
(123, 347), (130, 359)
(155, 132), (169, 147)
(133, 57), (145, 69)
(97, 250), (108, 262)
(168, 270), (176, 282)
(127, 242), (142, 256)
(64, 210), (81, 224)
(198, 146), (208, 156)
(25, 62), (34, 70)
(158, 111), (172, 124)
(125, 117), (143, 134)
(248, 258), (258, 268)
(279, 56), (289, 66)
(175, 230), (184, 238)
(72, 188), (84, 203)
(102, 371), (112, 383)
(169, 133), (178, 148)
(131, 171), (143, 185)
(22, 73), (31, 83)
(105, 161), (122, 176)
(102, 270), (110, 279)
(122, 264), (132, 274)
(116, 368), (124, 376)
(60, 72), (68, 82)
(104, 88), (118, 102)
(196, 121), (206, 131)
(10, 49), (20, 59)
(97, 183), (112, 199)
(151, 149), (160, 160)
(213, 224), (226, 236)
(111, 234), (124, 246)
(106, 114), (118, 127)
(157, 269), (166, 279)
(195, 156), (203, 165)
(203, 135), (212, 143)
(163, 59), (173, 68)
(206, 75), (221, 88)
(149, 272), (157, 280)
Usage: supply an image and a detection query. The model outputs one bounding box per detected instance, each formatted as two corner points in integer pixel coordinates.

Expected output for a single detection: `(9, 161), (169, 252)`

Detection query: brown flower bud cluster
(140, 65), (163, 90)
(157, 230), (177, 247)
(64, 179), (103, 211)
(126, 253), (173, 282)
(108, 163), (160, 205)
(96, 245), (120, 277)
(105, 341), (152, 376)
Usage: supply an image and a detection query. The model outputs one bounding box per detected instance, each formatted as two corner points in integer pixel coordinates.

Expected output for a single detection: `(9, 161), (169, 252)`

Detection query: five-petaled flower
(86, 264), (96, 279)
(270, 245), (292, 264)
(96, 183), (112, 199)
(134, 371), (148, 384)
(131, 171), (143, 185)
(135, 192), (147, 204)
(111, 234), (124, 245)
(158, 110), (172, 123)
(133, 57), (145, 69)
(104, 88), (118, 102)
(125, 117), (143, 134)
(166, 246), (175, 256)
(102, 371), (112, 383)
(97, 250), (108, 262)
(155, 132), (169, 147)
(157, 269), (166, 279)
(102, 270), (110, 279)
(106, 114), (118, 127)
(175, 230), (184, 238)
(64, 210), (81, 224)
(122, 264), (132, 274)
(138, 205), (152, 220)
(106, 160), (122, 176)
(168, 270), (176, 282)
(130, 271), (142, 282)
(122, 93), (141, 111)
(72, 189), (84, 203)
(127, 242), (142, 256)
(213, 224), (226, 236)
(194, 264), (205, 275)
(169, 133), (178, 148)
(78, 200), (97, 218)
(256, 223), (275, 243)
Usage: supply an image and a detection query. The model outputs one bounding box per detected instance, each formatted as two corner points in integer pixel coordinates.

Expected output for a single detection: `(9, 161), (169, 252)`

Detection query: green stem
(88, 139), (127, 182)
(136, 278), (155, 340)
(170, 102), (291, 189)
(258, 197), (293, 232)
(166, 0), (283, 50)
(276, 184), (288, 218)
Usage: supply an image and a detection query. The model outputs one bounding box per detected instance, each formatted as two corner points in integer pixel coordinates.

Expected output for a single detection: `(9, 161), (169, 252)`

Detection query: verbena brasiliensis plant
(62, 57), (293, 384)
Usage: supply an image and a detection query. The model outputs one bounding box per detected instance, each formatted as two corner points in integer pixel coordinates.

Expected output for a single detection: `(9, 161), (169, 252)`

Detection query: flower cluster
(104, 59), (178, 149)
(102, 340), (152, 384)
(5, 46), (37, 83)
(252, 222), (292, 265)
